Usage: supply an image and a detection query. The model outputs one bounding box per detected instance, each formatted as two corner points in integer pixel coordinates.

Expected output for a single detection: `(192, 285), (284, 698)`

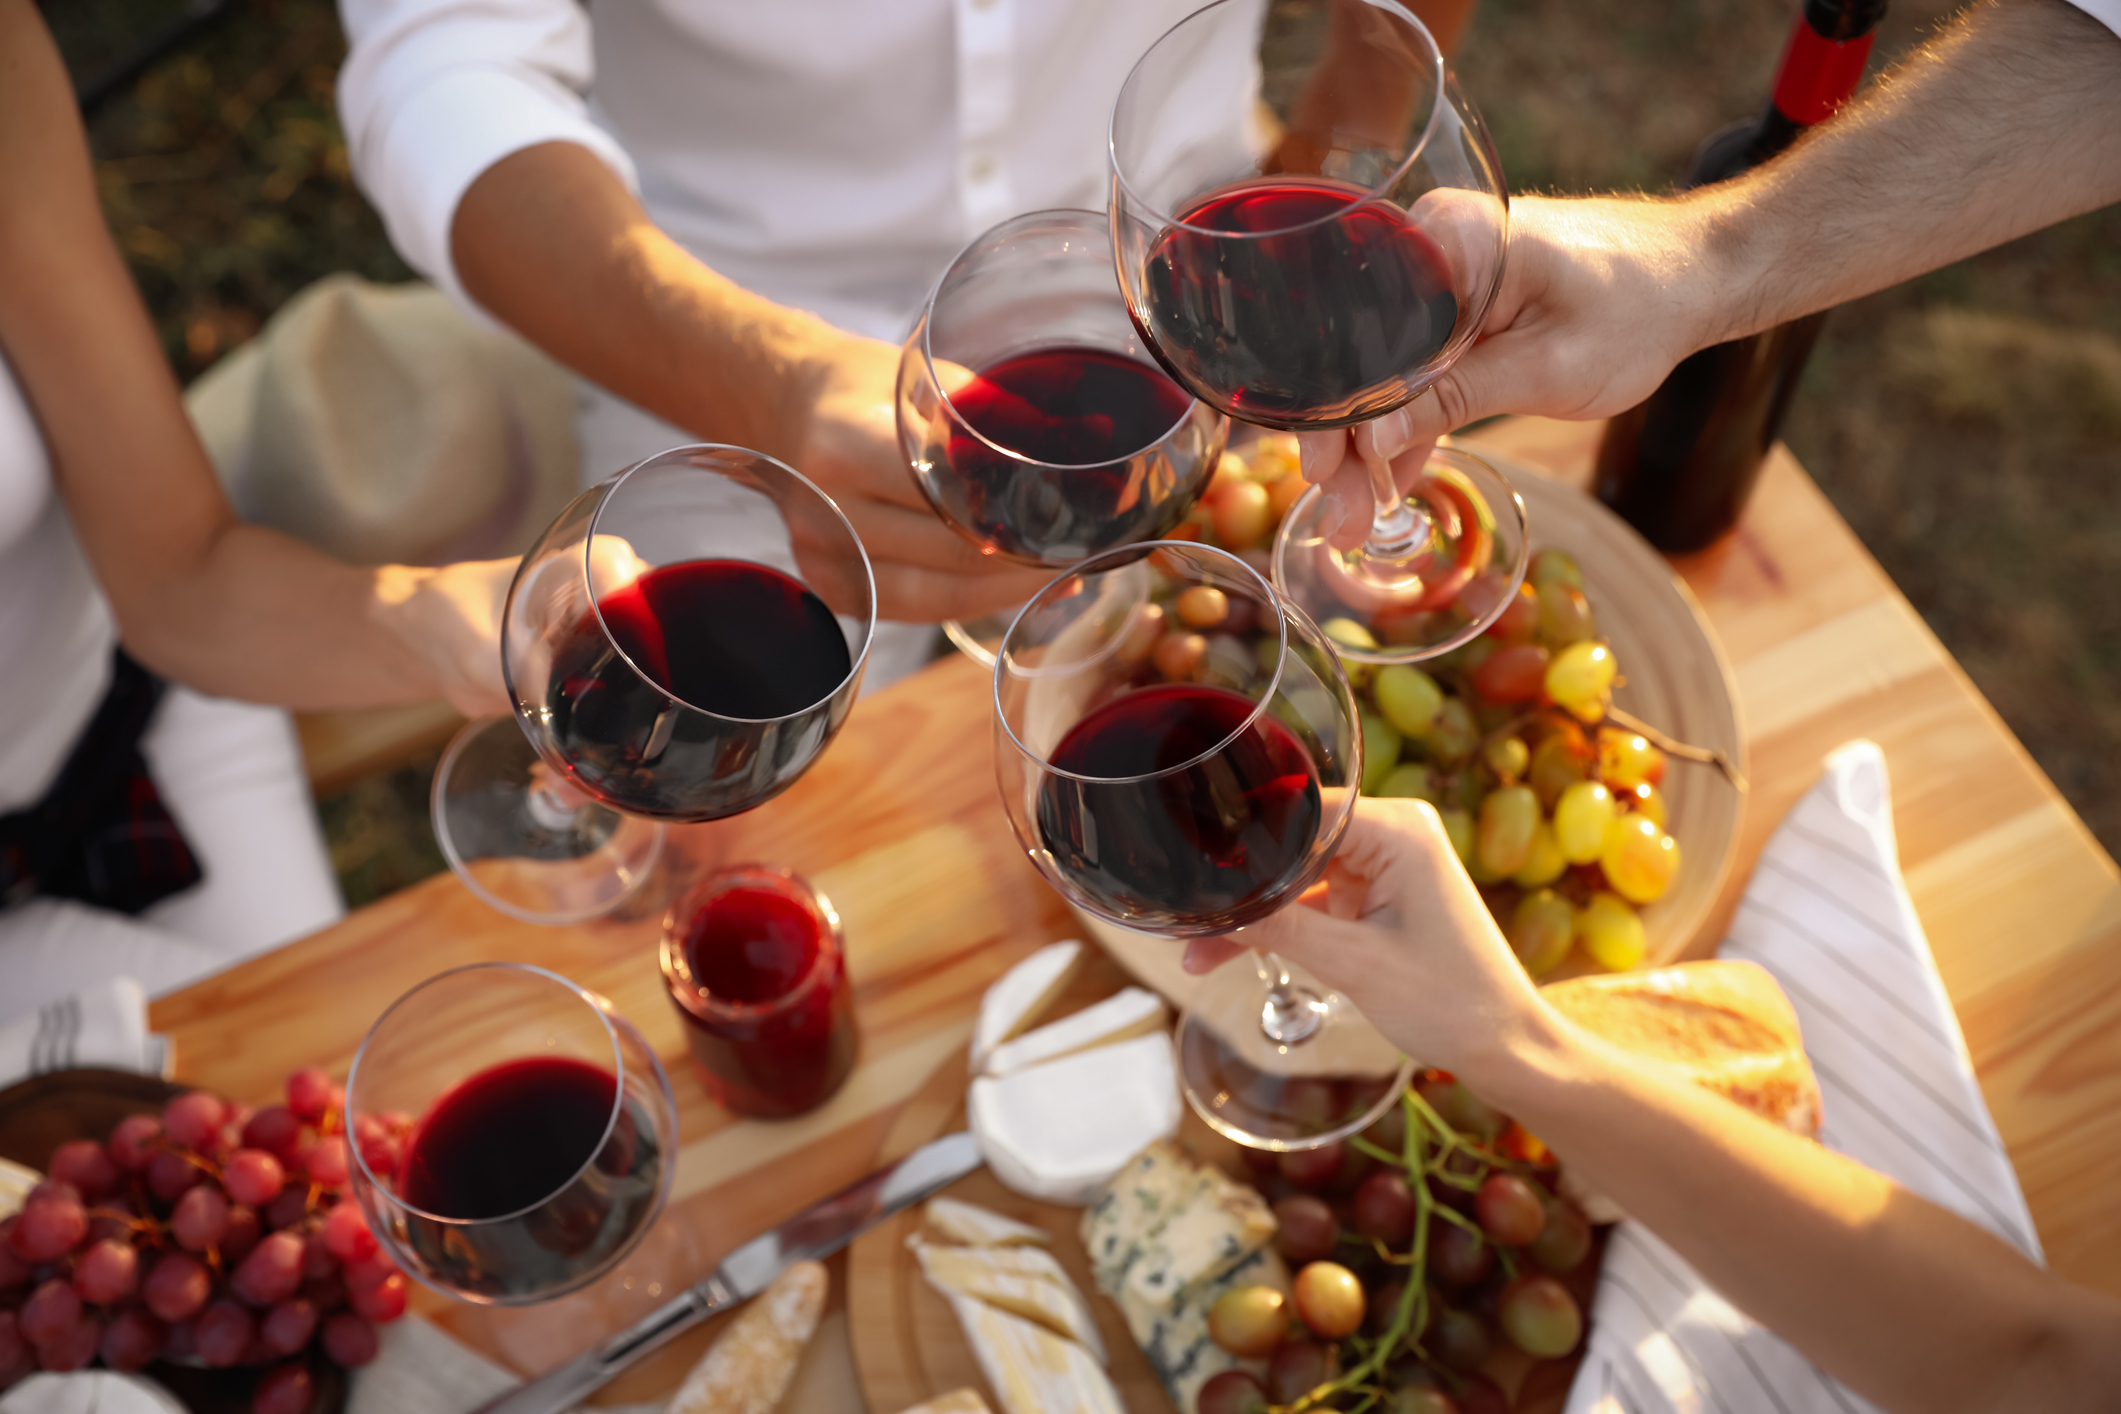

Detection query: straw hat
(184, 275), (581, 566)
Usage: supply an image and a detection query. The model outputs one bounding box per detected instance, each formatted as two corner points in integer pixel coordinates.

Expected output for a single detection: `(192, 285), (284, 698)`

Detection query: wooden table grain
(149, 417), (2121, 1407)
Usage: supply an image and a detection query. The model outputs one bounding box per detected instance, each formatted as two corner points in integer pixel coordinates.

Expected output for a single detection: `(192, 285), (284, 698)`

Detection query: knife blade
(471, 1130), (982, 1414)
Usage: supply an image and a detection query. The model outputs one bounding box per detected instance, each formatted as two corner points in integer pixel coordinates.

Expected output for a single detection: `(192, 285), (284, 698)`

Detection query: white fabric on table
(1562, 740), (2041, 1414)
(0, 978), (157, 1086)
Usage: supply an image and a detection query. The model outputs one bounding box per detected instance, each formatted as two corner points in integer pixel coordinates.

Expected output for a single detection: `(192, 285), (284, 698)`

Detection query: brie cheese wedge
(982, 987), (1167, 1079)
(924, 1196), (1049, 1249)
(943, 1292), (1125, 1414)
(969, 1031), (1181, 1206)
(970, 941), (1084, 1071)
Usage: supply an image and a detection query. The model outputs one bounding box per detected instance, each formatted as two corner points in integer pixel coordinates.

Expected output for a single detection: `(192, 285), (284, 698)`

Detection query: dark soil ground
(52, 0), (2121, 903)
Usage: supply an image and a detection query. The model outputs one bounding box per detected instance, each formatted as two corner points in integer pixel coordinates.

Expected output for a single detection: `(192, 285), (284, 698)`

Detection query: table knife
(470, 1130), (982, 1414)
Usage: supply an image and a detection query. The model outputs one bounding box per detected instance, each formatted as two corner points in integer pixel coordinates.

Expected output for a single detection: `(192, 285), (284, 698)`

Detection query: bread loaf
(666, 1260), (828, 1414)
(1542, 959), (1823, 1138)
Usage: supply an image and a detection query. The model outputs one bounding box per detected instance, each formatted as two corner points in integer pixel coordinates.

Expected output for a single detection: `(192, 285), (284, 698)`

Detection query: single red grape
(1272, 1195), (1338, 1265)
(163, 1092), (228, 1152)
(305, 1136), (350, 1188)
(143, 1251), (212, 1322)
(1497, 1274), (1583, 1357)
(19, 1278), (83, 1345)
(0, 1312), (22, 1369)
(233, 1231), (306, 1306)
(1385, 1387), (1458, 1414)
(1475, 1173), (1546, 1247)
(25, 1179), (81, 1207)
(0, 1222), (31, 1288)
(1429, 1305), (1491, 1372)
(303, 1230), (337, 1280)
(9, 1198), (86, 1262)
(254, 1360), (316, 1414)
(225, 1149), (287, 1207)
(1453, 1374), (1510, 1414)
(349, 1270), (407, 1323)
(260, 1298), (319, 1357)
(1471, 642), (1551, 704)
(287, 1069), (333, 1122)
(1265, 1339), (1334, 1404)
(72, 1238), (140, 1304)
(302, 1273), (347, 1312)
(47, 1140), (119, 1197)
(1195, 1370), (1266, 1414)
(264, 1187), (310, 1232)
(223, 1205), (264, 1263)
(147, 1149), (204, 1203)
(99, 1307), (167, 1371)
(320, 1311), (378, 1367)
(1351, 1170), (1415, 1247)
(35, 1317), (99, 1372)
(343, 1251), (398, 1294)
(196, 1299), (256, 1367)
(1530, 1199), (1593, 1274)
(108, 1114), (163, 1172)
(173, 1184), (231, 1252)
(1277, 1141), (1345, 1191)
(1429, 1218), (1493, 1287)
(243, 1105), (304, 1160)
(322, 1199), (377, 1264)
(85, 1197), (141, 1247)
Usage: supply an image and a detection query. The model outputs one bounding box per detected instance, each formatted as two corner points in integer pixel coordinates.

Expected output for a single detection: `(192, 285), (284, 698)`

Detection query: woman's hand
(1183, 795), (1553, 1080)
(370, 559), (518, 719)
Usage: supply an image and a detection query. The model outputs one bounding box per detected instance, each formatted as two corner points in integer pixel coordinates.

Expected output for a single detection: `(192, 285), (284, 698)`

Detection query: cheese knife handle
(467, 1272), (738, 1414)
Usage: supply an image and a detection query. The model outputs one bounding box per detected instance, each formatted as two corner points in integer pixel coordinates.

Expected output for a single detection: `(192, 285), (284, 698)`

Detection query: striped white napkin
(0, 977), (166, 1086)
(1563, 740), (2042, 1414)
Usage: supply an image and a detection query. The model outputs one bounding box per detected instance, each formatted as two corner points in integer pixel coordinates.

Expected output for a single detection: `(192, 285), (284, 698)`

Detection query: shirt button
(968, 153), (998, 184)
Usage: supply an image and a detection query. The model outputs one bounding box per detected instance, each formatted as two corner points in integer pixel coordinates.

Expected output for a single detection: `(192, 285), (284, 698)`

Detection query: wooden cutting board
(846, 949), (1593, 1414)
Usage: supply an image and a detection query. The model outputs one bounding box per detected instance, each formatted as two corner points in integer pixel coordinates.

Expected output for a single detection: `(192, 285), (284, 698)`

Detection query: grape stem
(1603, 705), (1749, 793)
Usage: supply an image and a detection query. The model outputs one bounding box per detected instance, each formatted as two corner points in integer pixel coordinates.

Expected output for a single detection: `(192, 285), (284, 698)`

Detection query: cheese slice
(970, 1031), (1181, 1206)
(1078, 1141), (1215, 1291)
(913, 1242), (1106, 1362)
(944, 1292), (1125, 1414)
(970, 941), (1084, 1070)
(894, 1392), (992, 1414)
(924, 1197), (1049, 1249)
(1127, 1244), (1290, 1413)
(981, 987), (1167, 1079)
(1116, 1165), (1275, 1317)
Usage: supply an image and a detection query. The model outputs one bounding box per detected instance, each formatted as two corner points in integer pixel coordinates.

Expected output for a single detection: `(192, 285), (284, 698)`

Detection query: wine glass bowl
(992, 541), (1360, 937)
(345, 963), (678, 1306)
(898, 209), (1228, 568)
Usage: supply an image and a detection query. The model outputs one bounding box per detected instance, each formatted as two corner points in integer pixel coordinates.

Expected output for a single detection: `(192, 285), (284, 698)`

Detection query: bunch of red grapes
(1205, 1074), (1595, 1414)
(0, 1068), (411, 1413)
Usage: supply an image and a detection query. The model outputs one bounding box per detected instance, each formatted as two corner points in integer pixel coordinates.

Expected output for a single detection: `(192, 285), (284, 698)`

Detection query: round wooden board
(847, 953), (1594, 1414)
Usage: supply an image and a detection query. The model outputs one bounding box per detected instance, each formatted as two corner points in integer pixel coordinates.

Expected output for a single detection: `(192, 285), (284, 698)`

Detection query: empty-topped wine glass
(993, 542), (1413, 1147)
(1109, 0), (1529, 664)
(431, 445), (876, 924)
(345, 963), (678, 1305)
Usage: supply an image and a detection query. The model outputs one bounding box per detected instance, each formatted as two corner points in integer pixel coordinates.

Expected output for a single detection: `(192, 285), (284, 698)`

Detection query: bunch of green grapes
(1203, 1075), (1594, 1414)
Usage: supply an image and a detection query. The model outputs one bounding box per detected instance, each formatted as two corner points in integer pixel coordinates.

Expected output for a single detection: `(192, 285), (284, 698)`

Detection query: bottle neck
(1769, 0), (1886, 127)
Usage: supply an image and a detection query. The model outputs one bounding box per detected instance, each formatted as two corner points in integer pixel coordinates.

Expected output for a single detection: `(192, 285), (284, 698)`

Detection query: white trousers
(572, 380), (940, 691)
(0, 686), (343, 1026)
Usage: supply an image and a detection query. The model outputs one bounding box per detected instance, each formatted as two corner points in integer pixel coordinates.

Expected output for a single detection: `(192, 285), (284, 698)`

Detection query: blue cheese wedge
(1131, 1245), (1291, 1413)
(981, 987), (1167, 1078)
(969, 1031), (1181, 1206)
(1078, 1141), (1214, 1291)
(1116, 1164), (1276, 1320)
(924, 1197), (1049, 1249)
(970, 941), (1084, 1070)
(943, 1292), (1125, 1414)
(912, 1240), (1107, 1363)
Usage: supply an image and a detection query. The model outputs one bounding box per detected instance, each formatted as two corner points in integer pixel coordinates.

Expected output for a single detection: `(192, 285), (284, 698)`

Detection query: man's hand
(371, 558), (517, 719)
(791, 332), (1054, 623)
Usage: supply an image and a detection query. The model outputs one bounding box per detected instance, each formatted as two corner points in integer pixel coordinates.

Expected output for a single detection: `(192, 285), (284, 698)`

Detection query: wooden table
(149, 417), (2121, 1409)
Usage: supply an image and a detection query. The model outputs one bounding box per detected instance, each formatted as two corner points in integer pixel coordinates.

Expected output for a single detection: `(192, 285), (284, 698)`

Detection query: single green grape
(1477, 785), (1540, 876)
(1427, 696), (1479, 766)
(1597, 727), (1664, 788)
(1359, 712), (1402, 795)
(1372, 664), (1444, 738)
(1536, 579), (1597, 647)
(1601, 813), (1681, 903)
(1545, 640), (1616, 721)
(1513, 819), (1568, 886)
(1438, 807), (1476, 867)
(1483, 734), (1530, 782)
(1376, 763), (1438, 802)
(1510, 889), (1576, 975)
(1553, 780), (1616, 863)
(1530, 547), (1585, 591)
(1622, 780), (1669, 828)
(1578, 890), (1647, 970)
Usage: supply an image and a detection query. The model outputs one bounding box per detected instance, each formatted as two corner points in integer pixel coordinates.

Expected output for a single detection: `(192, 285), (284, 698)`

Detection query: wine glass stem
(526, 783), (584, 831)
(1257, 951), (1325, 1046)
(1362, 435), (1429, 561)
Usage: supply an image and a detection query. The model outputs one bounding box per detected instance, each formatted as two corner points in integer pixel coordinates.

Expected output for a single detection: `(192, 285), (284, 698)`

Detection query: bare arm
(0, 1), (509, 715)
(1209, 798), (2121, 1413)
(1301, 0), (2121, 523)
(450, 143), (1050, 623)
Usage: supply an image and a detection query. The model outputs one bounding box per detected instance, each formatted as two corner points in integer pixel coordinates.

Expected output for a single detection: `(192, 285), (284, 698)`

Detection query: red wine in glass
(1138, 178), (1460, 428)
(1035, 683), (1323, 930)
(662, 867), (858, 1119)
(935, 344), (1196, 561)
(542, 558), (853, 819)
(397, 1056), (663, 1299)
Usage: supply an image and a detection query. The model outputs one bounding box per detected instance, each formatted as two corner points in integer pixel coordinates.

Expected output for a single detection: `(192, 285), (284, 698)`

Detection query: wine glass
(345, 963), (679, 1305)
(897, 207), (1228, 666)
(432, 444), (877, 924)
(993, 542), (1413, 1146)
(1108, 0), (1529, 664)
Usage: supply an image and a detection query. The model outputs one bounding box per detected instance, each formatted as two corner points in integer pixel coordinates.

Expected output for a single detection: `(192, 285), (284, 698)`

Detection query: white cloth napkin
(349, 1315), (665, 1414)
(1563, 740), (2042, 1414)
(0, 1372), (186, 1413)
(0, 977), (164, 1087)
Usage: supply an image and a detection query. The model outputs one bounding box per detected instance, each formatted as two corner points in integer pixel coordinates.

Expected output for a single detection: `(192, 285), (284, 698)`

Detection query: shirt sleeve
(335, 0), (640, 313)
(2066, 0), (2121, 40)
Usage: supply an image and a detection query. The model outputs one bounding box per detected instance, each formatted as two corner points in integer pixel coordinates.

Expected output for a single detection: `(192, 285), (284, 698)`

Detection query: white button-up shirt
(336, 0), (1213, 342)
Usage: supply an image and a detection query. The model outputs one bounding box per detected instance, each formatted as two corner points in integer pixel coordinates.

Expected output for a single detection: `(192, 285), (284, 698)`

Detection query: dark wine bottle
(1594, 0), (1888, 553)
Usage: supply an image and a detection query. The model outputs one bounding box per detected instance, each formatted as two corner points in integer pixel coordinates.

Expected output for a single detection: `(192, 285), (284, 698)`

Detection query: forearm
(450, 141), (840, 463)
(1691, 0), (2121, 343)
(1469, 1011), (2121, 1412)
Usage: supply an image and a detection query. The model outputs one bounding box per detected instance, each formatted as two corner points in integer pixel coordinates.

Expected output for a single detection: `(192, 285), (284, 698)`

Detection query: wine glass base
(432, 716), (667, 926)
(1273, 444), (1530, 665)
(1177, 952), (1416, 1151)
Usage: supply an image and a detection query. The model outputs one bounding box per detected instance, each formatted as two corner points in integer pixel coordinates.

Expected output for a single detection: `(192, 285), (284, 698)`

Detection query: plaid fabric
(0, 648), (202, 915)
